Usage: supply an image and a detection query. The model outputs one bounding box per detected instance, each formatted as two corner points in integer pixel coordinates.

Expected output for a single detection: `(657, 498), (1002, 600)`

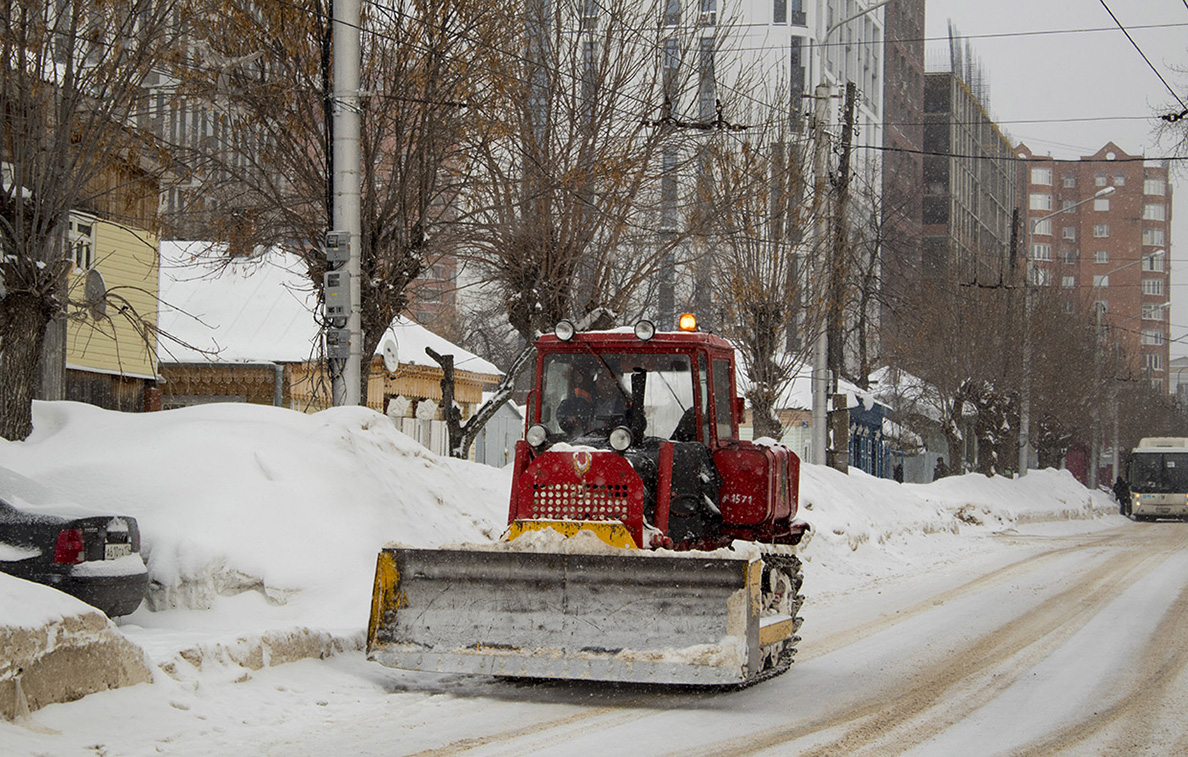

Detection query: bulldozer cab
(532, 334), (739, 447)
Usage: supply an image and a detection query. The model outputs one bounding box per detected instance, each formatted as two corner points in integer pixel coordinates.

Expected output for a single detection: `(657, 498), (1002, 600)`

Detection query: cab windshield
(538, 352), (694, 441)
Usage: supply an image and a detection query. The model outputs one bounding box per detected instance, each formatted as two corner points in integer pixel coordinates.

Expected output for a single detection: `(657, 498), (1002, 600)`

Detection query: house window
(1062, 174), (1076, 188)
(1142, 228), (1165, 246)
(1144, 177), (1166, 195)
(1143, 278), (1164, 296)
(69, 214), (95, 271)
(1143, 203), (1166, 221)
(1145, 354), (1164, 371)
(1062, 226), (1076, 240)
(1142, 329), (1164, 346)
(1062, 275), (1076, 288)
(1093, 274), (1109, 288)
(1031, 167), (1052, 185)
(1095, 174), (1107, 187)
(1094, 198), (1109, 211)
(1031, 243), (1052, 261)
(1029, 193), (1052, 211)
(1033, 219), (1052, 236)
(1094, 250), (1109, 264)
(1093, 224), (1109, 238)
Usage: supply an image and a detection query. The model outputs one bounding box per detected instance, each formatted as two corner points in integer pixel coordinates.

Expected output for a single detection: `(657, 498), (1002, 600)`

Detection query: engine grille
(529, 482), (631, 521)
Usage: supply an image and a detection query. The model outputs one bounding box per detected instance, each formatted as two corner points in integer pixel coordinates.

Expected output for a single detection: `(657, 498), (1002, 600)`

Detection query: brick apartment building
(1017, 142), (1173, 391)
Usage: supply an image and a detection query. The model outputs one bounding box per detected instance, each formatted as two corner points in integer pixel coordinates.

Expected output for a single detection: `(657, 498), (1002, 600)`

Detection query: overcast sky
(922, 0), (1188, 356)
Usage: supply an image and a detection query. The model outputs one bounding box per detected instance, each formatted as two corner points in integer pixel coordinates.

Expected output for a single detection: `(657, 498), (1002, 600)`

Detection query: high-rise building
(920, 70), (1017, 281)
(879, 0), (925, 341)
(1017, 142), (1173, 391)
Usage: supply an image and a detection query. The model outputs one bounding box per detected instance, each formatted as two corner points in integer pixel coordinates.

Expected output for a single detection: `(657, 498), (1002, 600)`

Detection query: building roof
(157, 241), (499, 376)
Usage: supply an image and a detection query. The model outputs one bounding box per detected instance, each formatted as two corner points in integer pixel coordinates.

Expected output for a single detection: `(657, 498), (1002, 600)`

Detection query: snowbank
(1, 574), (152, 721)
(0, 401), (511, 641)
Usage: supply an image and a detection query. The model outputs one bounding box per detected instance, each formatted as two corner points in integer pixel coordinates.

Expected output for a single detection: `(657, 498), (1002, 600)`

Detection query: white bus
(1126, 437), (1188, 521)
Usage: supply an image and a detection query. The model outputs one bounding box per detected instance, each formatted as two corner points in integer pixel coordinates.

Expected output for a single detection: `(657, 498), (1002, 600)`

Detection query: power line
(1096, 0), (1187, 112)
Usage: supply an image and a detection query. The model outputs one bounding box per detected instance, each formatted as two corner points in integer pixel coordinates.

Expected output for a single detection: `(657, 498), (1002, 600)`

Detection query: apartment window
(774, 0), (786, 23)
(698, 36), (715, 119)
(1094, 250), (1109, 264)
(1151, 378), (1164, 391)
(1031, 167), (1052, 185)
(69, 214), (95, 271)
(1095, 174), (1108, 187)
(1062, 226), (1076, 240)
(1143, 203), (1166, 221)
(1094, 198), (1110, 211)
(1143, 278), (1164, 296)
(1033, 219), (1052, 236)
(1142, 329), (1165, 346)
(1031, 243), (1052, 261)
(663, 0), (680, 25)
(1145, 354), (1164, 372)
(1062, 275), (1076, 289)
(1062, 199), (1075, 211)
(1113, 174), (1125, 186)
(1062, 174), (1076, 188)
(1144, 253), (1165, 272)
(1028, 265), (1052, 286)
(1093, 224), (1109, 238)
(1143, 304), (1167, 320)
(1063, 301), (1076, 314)
(1029, 193), (1052, 211)
(1062, 250), (1079, 264)
(1142, 228), (1165, 246)
(1093, 274), (1109, 288)
(1144, 177), (1166, 195)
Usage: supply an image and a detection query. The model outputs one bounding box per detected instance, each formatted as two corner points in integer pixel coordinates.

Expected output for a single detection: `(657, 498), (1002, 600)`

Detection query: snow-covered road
(3, 402), (1169, 755)
(11, 516), (1188, 756)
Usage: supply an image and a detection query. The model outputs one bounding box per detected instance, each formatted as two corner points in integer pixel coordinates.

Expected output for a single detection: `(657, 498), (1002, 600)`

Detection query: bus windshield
(1129, 452), (1188, 493)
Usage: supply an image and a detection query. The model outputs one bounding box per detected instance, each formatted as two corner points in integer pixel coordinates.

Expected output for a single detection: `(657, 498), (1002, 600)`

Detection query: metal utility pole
(331, 0), (362, 406)
(809, 83), (831, 467)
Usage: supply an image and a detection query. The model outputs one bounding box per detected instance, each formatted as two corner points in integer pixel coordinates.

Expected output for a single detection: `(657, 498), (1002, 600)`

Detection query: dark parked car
(0, 466), (148, 617)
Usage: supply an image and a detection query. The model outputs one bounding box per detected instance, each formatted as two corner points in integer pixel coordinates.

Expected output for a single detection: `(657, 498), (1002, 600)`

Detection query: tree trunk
(0, 292), (54, 441)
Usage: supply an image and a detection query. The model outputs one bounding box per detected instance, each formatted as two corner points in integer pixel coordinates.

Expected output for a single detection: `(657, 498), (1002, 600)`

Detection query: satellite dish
(382, 338), (400, 373)
(85, 269), (107, 319)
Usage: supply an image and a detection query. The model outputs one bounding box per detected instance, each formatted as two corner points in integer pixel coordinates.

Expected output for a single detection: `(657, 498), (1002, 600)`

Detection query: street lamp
(1018, 185), (1115, 477)
(810, 0), (893, 467)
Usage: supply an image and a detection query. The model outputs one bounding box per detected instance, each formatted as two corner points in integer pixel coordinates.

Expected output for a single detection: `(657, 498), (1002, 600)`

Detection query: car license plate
(1157, 507), (1170, 515)
(105, 542), (132, 560)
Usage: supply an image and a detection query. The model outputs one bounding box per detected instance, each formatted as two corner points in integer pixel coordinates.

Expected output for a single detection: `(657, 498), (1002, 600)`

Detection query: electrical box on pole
(324, 230), (351, 265)
(326, 327), (352, 359)
(324, 270), (350, 319)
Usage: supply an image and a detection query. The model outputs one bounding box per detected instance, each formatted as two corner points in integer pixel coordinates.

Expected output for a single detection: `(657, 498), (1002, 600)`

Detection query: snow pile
(0, 401), (511, 644)
(0, 574), (152, 721)
(0, 400), (1118, 685)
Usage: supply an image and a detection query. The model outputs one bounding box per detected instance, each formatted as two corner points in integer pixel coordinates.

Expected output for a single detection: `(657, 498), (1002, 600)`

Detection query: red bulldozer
(368, 316), (809, 686)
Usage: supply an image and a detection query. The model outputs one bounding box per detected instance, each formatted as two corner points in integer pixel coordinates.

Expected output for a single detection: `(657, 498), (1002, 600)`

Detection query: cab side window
(712, 359), (735, 440)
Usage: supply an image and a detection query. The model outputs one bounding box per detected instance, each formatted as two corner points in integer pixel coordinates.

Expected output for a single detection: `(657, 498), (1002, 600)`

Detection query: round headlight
(526, 424), (549, 447)
(609, 426), (633, 452)
(633, 320), (656, 341)
(554, 320), (576, 341)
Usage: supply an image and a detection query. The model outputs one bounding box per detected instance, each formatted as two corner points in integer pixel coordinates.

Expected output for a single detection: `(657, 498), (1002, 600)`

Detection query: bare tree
(170, 0), (513, 400)
(0, 0), (185, 440)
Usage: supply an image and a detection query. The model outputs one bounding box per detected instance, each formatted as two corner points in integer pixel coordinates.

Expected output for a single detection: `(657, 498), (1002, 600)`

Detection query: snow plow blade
(367, 546), (796, 686)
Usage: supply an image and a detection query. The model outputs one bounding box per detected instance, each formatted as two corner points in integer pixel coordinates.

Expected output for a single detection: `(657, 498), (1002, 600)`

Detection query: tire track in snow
(688, 525), (1177, 756)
